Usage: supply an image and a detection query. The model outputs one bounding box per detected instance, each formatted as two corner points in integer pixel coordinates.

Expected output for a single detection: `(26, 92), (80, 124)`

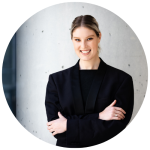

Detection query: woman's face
(72, 26), (101, 61)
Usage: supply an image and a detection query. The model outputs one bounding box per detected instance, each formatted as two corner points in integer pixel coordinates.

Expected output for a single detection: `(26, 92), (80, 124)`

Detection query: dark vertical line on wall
(12, 33), (16, 116)
(2, 33), (16, 117)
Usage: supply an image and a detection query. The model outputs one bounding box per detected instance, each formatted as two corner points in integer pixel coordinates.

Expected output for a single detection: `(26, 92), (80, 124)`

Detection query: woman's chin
(79, 56), (93, 61)
(79, 54), (98, 61)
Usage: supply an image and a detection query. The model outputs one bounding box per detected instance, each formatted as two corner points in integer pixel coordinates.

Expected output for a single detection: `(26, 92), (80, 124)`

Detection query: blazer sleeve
(66, 75), (134, 146)
(45, 75), (99, 141)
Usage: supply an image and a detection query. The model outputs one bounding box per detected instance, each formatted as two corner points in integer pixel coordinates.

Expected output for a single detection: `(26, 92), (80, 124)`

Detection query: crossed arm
(47, 100), (126, 135)
(45, 75), (134, 146)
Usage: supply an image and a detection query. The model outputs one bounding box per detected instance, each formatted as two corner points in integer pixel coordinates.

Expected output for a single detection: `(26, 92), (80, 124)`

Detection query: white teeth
(81, 50), (90, 53)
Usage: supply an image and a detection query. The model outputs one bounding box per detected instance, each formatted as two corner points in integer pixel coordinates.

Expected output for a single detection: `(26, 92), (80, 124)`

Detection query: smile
(80, 50), (91, 55)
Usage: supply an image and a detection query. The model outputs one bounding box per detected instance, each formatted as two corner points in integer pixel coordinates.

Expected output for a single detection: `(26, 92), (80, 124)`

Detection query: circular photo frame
(2, 2), (148, 148)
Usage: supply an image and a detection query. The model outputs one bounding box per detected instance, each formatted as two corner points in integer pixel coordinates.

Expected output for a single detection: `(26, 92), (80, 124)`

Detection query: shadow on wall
(2, 34), (16, 117)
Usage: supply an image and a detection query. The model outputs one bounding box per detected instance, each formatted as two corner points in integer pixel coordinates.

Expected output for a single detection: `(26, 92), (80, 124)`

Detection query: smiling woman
(45, 15), (134, 148)
(71, 16), (101, 70)
(72, 27), (101, 65)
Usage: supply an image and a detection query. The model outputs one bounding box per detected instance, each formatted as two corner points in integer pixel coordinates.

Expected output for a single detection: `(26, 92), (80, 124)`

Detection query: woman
(45, 15), (134, 148)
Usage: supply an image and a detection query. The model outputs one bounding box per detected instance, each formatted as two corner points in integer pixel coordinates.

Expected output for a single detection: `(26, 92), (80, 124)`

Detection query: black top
(79, 70), (98, 107)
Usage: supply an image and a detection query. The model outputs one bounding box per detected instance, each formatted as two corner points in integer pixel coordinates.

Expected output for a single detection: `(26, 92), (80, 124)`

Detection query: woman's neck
(79, 56), (100, 70)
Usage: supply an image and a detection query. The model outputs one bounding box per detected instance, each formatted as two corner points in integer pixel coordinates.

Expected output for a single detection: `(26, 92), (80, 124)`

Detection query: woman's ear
(99, 32), (102, 41)
(98, 32), (101, 43)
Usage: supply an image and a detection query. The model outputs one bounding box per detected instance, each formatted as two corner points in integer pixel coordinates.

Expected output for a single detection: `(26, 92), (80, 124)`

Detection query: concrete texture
(16, 2), (148, 146)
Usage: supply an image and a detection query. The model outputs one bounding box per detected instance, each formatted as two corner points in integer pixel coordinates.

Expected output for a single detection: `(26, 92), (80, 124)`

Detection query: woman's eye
(87, 38), (93, 41)
(75, 39), (80, 41)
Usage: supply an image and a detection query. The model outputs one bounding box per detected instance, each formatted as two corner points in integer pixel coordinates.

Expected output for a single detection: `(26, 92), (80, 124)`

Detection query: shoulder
(48, 66), (73, 81)
(107, 64), (131, 76)
(104, 64), (134, 93)
(106, 64), (133, 82)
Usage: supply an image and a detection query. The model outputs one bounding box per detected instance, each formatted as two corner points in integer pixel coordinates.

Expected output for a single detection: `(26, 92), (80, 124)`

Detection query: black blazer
(45, 57), (134, 148)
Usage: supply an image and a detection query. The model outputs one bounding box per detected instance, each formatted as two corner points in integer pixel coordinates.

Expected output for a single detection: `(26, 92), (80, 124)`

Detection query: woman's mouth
(80, 50), (91, 55)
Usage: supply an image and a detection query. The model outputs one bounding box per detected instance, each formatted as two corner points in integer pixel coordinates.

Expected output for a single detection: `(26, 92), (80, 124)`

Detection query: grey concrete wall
(16, 2), (148, 146)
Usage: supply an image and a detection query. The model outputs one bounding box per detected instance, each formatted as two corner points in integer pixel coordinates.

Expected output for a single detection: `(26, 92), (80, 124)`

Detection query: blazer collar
(71, 57), (108, 114)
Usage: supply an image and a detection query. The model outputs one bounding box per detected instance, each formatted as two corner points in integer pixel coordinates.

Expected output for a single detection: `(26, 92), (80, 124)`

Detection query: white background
(0, 0), (149, 150)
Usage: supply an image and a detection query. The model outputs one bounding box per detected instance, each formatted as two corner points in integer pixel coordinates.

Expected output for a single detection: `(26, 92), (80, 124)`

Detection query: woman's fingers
(99, 100), (126, 121)
(111, 116), (122, 120)
(52, 131), (57, 136)
(47, 125), (56, 135)
(47, 125), (53, 130)
(48, 126), (55, 133)
(114, 110), (125, 119)
(47, 121), (53, 126)
(49, 128), (54, 133)
(113, 113), (124, 120)
(109, 100), (117, 107)
(114, 107), (126, 114)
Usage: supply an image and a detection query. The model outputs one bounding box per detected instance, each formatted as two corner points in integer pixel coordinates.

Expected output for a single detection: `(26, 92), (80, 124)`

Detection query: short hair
(70, 15), (101, 55)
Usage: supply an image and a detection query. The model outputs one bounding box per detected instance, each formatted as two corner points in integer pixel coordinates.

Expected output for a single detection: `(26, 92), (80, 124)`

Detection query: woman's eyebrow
(73, 35), (95, 38)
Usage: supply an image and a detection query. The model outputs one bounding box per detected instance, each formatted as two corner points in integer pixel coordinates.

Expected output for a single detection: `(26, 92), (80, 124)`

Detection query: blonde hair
(70, 15), (101, 55)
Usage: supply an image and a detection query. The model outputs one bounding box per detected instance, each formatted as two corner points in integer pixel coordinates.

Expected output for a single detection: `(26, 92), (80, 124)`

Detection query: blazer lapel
(85, 57), (108, 113)
(71, 57), (108, 115)
(71, 59), (84, 115)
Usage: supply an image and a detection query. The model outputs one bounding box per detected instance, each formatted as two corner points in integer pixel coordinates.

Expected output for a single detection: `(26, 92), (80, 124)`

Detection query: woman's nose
(80, 41), (87, 49)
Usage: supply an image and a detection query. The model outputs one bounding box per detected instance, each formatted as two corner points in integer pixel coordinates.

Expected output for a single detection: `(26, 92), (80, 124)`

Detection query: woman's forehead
(73, 27), (96, 38)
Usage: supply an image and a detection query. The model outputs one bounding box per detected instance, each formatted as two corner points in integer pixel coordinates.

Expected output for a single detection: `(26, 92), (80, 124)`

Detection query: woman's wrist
(64, 119), (67, 131)
(99, 112), (101, 119)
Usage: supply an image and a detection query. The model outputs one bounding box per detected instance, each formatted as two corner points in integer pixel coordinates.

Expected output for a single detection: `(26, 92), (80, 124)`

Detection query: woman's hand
(47, 112), (67, 136)
(99, 100), (126, 120)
